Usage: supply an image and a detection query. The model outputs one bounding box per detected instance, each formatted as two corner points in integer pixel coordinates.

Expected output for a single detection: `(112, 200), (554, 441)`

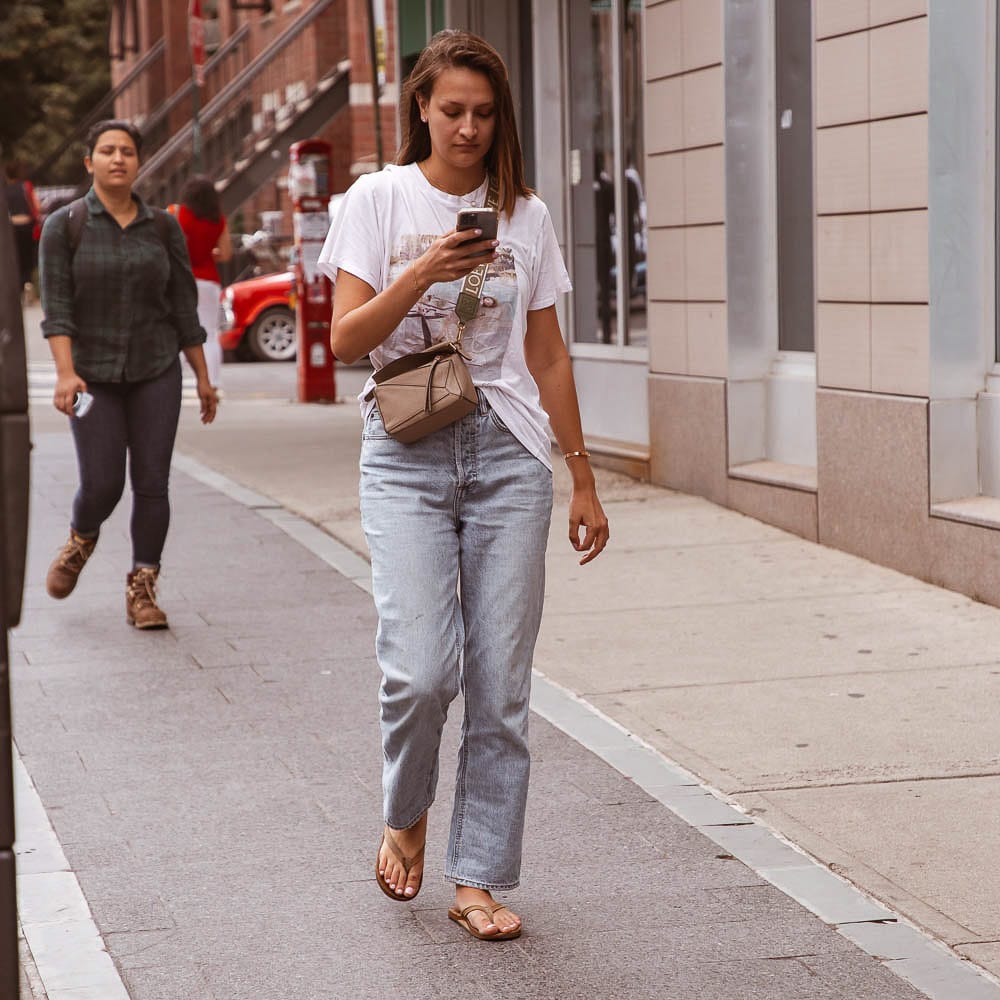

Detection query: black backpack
(65, 196), (173, 256)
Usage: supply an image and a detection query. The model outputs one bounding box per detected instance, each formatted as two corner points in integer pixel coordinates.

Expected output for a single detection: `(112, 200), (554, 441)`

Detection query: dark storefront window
(566, 0), (647, 349)
(775, 0), (814, 352)
(398, 0), (446, 81)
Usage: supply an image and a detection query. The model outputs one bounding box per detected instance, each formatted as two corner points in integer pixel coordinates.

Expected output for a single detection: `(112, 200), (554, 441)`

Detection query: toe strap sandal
(447, 902), (522, 941)
(375, 828), (425, 902)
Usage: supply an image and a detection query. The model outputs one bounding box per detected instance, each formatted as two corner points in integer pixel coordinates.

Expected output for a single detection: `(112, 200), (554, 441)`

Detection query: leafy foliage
(0, 0), (111, 183)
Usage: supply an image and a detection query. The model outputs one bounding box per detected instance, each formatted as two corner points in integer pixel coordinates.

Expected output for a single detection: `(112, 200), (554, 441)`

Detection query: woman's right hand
(413, 229), (498, 288)
(53, 372), (88, 416)
(331, 229), (497, 365)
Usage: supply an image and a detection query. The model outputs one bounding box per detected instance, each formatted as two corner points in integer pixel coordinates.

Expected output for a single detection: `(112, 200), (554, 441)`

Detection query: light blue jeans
(359, 392), (552, 890)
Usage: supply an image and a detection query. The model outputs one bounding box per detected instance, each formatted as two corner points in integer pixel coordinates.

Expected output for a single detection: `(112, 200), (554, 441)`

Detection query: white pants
(192, 278), (222, 387)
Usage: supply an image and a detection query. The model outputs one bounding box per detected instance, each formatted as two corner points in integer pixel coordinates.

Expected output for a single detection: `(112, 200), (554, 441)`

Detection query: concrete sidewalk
(11, 426), (932, 999)
(12, 298), (1000, 996)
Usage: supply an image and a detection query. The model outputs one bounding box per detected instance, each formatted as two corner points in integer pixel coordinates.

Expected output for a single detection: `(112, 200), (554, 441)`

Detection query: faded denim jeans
(359, 392), (552, 890)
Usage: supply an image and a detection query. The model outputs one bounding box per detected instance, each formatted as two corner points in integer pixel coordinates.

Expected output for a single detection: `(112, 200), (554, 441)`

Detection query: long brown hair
(397, 30), (531, 217)
(180, 174), (222, 222)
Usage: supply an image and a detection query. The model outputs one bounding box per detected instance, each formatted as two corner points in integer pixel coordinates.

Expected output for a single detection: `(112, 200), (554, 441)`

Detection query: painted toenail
(404, 887), (415, 896)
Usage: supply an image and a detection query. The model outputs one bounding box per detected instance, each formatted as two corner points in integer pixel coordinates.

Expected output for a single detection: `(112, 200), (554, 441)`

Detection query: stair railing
(137, 0), (346, 204)
(31, 38), (166, 182)
(130, 24), (253, 170)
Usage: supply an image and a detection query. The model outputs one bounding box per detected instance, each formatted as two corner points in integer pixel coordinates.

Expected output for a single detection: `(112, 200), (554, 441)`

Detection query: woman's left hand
(569, 486), (609, 565)
(197, 378), (219, 424)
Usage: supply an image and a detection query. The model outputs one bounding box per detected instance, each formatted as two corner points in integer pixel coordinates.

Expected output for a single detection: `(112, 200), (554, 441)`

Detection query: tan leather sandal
(375, 828), (424, 901)
(447, 902), (522, 941)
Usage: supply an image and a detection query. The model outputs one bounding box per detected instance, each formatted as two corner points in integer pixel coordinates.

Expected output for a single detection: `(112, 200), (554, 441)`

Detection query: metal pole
(190, 0), (205, 175)
(0, 173), (31, 1000)
(366, 0), (384, 169)
(192, 75), (204, 174)
(0, 632), (14, 1000)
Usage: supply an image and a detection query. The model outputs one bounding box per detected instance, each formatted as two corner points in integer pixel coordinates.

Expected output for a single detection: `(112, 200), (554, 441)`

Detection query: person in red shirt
(5, 160), (42, 298)
(172, 176), (232, 387)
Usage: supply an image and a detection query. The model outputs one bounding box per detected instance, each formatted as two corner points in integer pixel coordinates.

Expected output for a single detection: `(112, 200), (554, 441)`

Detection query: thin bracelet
(409, 263), (423, 295)
(564, 450), (591, 461)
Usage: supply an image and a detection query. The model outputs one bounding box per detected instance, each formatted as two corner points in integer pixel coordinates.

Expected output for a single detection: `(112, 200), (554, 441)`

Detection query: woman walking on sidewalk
(170, 174), (232, 390)
(39, 119), (218, 628)
(323, 30), (609, 940)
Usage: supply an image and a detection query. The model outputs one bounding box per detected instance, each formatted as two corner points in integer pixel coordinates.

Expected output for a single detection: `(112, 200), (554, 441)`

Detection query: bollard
(0, 171), (32, 998)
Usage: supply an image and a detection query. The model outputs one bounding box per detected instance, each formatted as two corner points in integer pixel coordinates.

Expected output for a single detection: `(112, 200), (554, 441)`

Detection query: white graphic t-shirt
(317, 162), (572, 468)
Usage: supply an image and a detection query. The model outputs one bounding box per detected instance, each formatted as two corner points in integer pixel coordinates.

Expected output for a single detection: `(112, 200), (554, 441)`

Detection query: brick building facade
(109, 0), (400, 235)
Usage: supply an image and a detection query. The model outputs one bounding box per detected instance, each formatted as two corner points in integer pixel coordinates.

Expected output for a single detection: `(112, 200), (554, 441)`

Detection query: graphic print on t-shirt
(389, 234), (517, 382)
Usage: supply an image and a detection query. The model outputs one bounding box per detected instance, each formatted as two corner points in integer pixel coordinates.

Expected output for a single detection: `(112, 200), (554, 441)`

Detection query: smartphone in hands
(455, 208), (498, 254)
(72, 391), (94, 418)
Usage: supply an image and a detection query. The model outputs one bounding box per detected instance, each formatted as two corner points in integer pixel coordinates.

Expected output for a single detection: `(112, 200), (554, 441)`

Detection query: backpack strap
(151, 207), (174, 248)
(65, 198), (173, 257)
(65, 196), (89, 255)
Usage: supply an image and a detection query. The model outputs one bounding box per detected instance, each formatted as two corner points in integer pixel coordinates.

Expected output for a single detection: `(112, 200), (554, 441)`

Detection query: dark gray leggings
(70, 358), (182, 567)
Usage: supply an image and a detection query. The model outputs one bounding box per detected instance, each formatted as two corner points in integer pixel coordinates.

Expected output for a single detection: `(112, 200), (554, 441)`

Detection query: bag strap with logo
(452, 174), (499, 343)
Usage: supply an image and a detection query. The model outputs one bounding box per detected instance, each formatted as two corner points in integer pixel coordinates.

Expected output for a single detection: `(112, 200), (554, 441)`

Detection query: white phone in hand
(72, 392), (94, 418)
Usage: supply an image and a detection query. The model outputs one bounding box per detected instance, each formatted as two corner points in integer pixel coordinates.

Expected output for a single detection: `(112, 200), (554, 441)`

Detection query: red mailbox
(289, 140), (335, 402)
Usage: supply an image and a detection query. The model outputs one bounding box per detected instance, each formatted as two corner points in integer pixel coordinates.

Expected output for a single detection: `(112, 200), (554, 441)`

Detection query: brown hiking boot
(46, 529), (97, 599)
(125, 568), (168, 630)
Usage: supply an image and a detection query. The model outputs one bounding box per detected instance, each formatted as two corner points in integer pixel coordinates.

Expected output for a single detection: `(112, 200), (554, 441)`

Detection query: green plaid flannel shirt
(39, 187), (206, 382)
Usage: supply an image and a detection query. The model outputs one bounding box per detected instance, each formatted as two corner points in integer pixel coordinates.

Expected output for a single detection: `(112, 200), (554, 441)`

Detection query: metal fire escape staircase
(137, 0), (349, 215)
(31, 38), (168, 184)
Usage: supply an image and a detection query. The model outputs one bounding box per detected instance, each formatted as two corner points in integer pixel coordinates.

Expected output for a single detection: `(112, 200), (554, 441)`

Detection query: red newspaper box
(289, 140), (335, 402)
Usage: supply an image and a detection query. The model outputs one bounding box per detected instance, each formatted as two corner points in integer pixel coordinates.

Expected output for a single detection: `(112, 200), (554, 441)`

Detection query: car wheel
(247, 307), (297, 362)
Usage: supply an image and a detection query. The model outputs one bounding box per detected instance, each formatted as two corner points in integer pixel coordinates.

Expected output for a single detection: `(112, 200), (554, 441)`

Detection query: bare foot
(453, 885), (522, 937)
(377, 814), (427, 898)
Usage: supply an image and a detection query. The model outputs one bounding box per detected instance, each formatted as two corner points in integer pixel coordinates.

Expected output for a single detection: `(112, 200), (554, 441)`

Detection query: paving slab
(838, 921), (1000, 1000)
(962, 945), (1000, 974)
(738, 775), (1000, 956)
(535, 588), (1000, 694)
(540, 539), (929, 618)
(587, 663), (1000, 791)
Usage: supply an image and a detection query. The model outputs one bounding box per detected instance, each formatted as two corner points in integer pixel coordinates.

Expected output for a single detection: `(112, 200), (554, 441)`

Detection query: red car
(218, 271), (297, 362)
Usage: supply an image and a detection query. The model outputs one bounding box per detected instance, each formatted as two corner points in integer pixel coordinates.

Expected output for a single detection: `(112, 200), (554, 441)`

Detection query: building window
(110, 0), (140, 59)
(398, 0), (446, 81)
(775, 0), (814, 353)
(566, 0), (647, 350)
(724, 0), (816, 473)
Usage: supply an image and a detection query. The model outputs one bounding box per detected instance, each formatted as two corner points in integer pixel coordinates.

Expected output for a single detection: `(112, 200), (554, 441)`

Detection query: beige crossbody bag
(365, 178), (498, 444)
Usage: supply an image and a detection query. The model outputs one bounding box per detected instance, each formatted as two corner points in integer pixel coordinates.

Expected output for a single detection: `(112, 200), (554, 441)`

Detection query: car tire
(247, 307), (297, 362)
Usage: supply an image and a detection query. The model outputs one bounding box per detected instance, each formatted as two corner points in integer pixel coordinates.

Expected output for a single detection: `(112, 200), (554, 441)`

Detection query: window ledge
(729, 460), (818, 493)
(931, 496), (1000, 531)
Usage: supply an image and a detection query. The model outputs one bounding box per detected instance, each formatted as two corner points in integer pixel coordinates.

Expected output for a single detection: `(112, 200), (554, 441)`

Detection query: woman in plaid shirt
(39, 120), (218, 629)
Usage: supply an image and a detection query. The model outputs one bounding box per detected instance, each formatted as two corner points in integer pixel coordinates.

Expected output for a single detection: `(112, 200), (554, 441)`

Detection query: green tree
(0, 0), (111, 183)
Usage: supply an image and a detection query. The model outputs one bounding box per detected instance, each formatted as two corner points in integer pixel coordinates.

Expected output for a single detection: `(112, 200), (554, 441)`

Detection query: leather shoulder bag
(365, 177), (498, 444)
